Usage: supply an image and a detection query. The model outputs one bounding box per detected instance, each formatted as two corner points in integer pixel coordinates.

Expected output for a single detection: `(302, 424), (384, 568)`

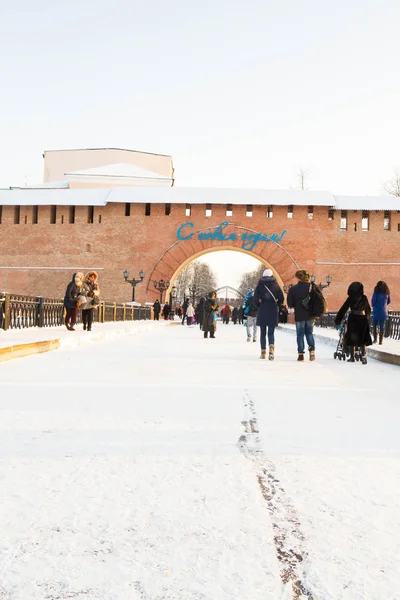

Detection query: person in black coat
(202, 291), (219, 338)
(287, 270), (315, 361)
(335, 282), (372, 362)
(63, 272), (84, 331)
(153, 299), (161, 321)
(232, 306), (239, 324)
(182, 298), (189, 325)
(254, 269), (284, 360)
(196, 298), (205, 329)
(162, 303), (171, 320)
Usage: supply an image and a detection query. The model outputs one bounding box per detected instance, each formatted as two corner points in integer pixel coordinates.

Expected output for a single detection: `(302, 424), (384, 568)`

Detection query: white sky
(2, 1), (400, 283)
(195, 251), (262, 289)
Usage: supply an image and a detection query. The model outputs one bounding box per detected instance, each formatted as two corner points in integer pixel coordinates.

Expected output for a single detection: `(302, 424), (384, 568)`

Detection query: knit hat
(263, 269), (273, 277)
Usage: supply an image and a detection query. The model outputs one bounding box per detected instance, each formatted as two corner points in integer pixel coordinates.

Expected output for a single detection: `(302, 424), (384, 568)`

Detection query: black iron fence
(0, 293), (152, 331)
(316, 311), (400, 341)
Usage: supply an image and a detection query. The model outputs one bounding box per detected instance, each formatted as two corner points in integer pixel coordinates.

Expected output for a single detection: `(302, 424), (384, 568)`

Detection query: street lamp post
(310, 274), (332, 290)
(123, 269), (145, 302)
(153, 279), (170, 303)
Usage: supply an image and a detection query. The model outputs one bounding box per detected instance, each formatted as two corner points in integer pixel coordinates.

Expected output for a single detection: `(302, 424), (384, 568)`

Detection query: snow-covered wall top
(0, 186), (399, 210)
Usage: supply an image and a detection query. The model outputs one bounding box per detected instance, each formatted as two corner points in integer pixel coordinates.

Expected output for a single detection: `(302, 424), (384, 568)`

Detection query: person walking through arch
(153, 299), (161, 321)
(203, 291), (219, 339)
(195, 297), (205, 329)
(287, 270), (316, 361)
(223, 304), (231, 324)
(254, 269), (284, 360)
(182, 297), (189, 325)
(162, 302), (170, 320)
(243, 289), (258, 343)
(371, 281), (391, 345)
(335, 282), (372, 363)
(232, 306), (239, 324)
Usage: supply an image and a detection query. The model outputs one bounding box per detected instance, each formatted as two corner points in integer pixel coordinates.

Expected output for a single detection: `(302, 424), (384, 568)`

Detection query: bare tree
(175, 260), (217, 303)
(238, 264), (265, 298)
(383, 170), (400, 197)
(296, 167), (310, 191)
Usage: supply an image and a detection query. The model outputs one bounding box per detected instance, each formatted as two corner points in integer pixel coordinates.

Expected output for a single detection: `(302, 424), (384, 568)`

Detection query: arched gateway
(146, 222), (299, 299)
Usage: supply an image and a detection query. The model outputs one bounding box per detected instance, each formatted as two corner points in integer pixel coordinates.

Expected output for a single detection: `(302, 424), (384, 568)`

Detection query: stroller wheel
(334, 352), (338, 359)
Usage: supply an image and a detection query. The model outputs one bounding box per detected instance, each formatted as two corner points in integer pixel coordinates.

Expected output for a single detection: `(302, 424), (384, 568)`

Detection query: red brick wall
(0, 202), (399, 310)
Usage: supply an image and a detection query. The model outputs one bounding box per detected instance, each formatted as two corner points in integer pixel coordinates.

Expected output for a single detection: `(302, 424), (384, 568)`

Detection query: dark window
(353, 222), (357, 232)
(340, 211), (347, 231)
(61, 215), (64, 224)
(88, 206), (94, 224)
(14, 206), (21, 224)
(246, 205), (253, 217)
(186, 204), (191, 217)
(32, 205), (38, 225)
(125, 203), (131, 217)
(287, 205), (293, 219)
(86, 243), (91, 252)
(206, 204), (212, 217)
(69, 206), (75, 224)
(384, 211), (391, 231)
(0, 206), (2, 224)
(50, 206), (57, 224)
(267, 205), (273, 218)
(308, 206), (314, 220)
(99, 214), (102, 224)
(145, 203), (151, 216)
(362, 211), (369, 231)
(165, 203), (171, 216)
(398, 223), (400, 232)
(25, 215), (28, 224)
(328, 209), (334, 220)
(226, 204), (232, 217)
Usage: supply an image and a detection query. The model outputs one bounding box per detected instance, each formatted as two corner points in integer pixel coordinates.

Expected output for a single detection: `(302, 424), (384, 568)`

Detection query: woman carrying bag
(254, 269), (284, 360)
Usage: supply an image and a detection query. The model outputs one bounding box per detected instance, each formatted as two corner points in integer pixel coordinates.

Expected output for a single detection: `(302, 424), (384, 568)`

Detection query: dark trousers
(82, 309), (94, 329)
(260, 324), (276, 349)
(372, 318), (385, 333)
(154, 314), (160, 321)
(65, 307), (78, 326)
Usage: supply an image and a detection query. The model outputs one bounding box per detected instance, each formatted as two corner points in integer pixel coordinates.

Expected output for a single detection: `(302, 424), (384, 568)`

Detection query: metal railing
(316, 311), (400, 341)
(0, 293), (152, 331)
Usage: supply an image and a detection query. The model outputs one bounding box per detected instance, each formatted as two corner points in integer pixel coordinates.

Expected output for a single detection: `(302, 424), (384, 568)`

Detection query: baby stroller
(333, 315), (366, 364)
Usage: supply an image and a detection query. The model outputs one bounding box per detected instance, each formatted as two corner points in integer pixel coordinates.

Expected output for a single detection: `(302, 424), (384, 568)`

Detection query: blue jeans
(372, 318), (385, 333)
(260, 324), (276, 349)
(296, 320), (315, 354)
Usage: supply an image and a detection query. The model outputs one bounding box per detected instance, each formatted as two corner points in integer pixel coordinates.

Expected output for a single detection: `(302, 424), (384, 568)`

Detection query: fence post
(384, 319), (390, 338)
(123, 304), (126, 321)
(36, 296), (44, 327)
(113, 303), (117, 322)
(101, 302), (105, 323)
(3, 293), (10, 331)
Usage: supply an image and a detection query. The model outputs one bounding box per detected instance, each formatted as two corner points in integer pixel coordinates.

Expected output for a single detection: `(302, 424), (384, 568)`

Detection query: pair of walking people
(63, 271), (100, 331)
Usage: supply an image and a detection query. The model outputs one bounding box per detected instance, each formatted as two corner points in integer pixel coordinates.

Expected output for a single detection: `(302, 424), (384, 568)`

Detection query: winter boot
(253, 338), (257, 343)
(268, 344), (275, 360)
(247, 334), (251, 342)
(83, 323), (86, 331)
(309, 347), (315, 361)
(361, 354), (368, 365)
(210, 332), (215, 339)
(348, 347), (355, 362)
(372, 327), (377, 344)
(297, 353), (304, 362)
(260, 349), (267, 360)
(204, 331), (208, 338)
(379, 332), (384, 345)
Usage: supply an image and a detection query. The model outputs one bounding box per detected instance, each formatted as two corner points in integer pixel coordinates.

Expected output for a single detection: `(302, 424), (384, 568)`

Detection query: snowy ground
(0, 324), (399, 599)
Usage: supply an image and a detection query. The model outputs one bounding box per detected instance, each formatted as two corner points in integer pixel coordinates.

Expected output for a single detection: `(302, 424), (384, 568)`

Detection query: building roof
(0, 186), (399, 210)
(44, 147), (173, 158)
(65, 162), (171, 181)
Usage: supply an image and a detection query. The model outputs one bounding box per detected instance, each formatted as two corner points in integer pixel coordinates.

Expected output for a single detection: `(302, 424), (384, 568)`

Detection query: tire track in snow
(238, 390), (314, 600)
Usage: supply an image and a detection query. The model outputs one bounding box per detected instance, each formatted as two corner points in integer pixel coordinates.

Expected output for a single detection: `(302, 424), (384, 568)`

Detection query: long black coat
(203, 298), (219, 332)
(64, 274), (81, 309)
(335, 293), (372, 347)
(254, 276), (284, 327)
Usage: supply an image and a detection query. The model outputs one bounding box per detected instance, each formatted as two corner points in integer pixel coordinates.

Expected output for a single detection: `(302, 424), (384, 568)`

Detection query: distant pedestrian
(279, 304), (288, 324)
(203, 291), (219, 339)
(254, 269), (284, 360)
(287, 270), (316, 362)
(371, 281), (391, 345)
(244, 291), (258, 343)
(162, 303), (170, 320)
(63, 272), (84, 331)
(186, 301), (195, 325)
(81, 271), (100, 332)
(335, 282), (372, 363)
(238, 306), (245, 325)
(223, 304), (231, 324)
(153, 299), (161, 321)
(182, 298), (189, 325)
(232, 306), (239, 324)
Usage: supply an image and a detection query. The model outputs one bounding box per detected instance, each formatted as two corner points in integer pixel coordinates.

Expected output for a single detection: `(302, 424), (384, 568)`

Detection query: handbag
(301, 285), (312, 311)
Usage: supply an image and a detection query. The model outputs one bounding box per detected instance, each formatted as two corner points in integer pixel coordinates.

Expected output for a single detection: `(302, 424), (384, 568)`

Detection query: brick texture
(0, 203), (399, 310)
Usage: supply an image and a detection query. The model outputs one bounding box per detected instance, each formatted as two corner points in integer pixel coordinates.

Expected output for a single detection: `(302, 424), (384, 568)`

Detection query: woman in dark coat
(63, 272), (84, 331)
(232, 306), (239, 324)
(162, 303), (170, 320)
(335, 282), (372, 363)
(371, 281), (391, 345)
(196, 298), (205, 329)
(153, 299), (161, 321)
(254, 269), (284, 360)
(202, 291), (219, 338)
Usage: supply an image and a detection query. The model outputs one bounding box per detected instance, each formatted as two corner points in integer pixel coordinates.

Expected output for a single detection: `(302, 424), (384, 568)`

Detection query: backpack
(307, 284), (327, 318)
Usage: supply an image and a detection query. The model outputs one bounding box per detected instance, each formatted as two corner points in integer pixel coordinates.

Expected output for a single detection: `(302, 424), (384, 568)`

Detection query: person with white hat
(253, 269), (284, 360)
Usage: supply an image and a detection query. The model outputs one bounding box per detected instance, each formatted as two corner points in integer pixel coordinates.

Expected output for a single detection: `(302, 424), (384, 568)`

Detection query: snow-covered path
(0, 324), (399, 600)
